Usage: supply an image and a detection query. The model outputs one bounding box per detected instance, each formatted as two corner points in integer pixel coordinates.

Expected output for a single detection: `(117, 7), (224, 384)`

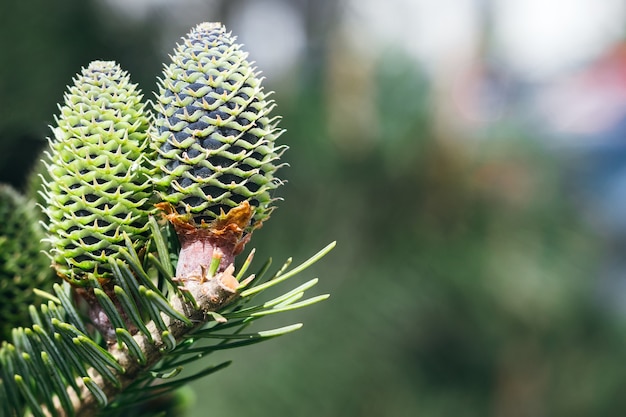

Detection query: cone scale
(152, 22), (286, 283)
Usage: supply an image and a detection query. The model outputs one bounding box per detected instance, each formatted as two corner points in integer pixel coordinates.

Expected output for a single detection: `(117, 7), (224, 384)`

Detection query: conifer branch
(69, 263), (237, 416)
(0, 21), (334, 417)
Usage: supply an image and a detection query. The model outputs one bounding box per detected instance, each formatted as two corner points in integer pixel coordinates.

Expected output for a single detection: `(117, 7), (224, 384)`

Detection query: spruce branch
(0, 225), (333, 416)
(71, 238), (334, 416)
(0, 21), (334, 417)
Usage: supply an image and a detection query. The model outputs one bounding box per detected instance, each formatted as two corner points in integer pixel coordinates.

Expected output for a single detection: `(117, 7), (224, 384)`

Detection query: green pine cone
(0, 184), (52, 341)
(151, 22), (286, 231)
(41, 61), (153, 286)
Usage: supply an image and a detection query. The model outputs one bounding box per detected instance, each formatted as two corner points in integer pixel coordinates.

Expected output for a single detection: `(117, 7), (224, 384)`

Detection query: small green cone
(0, 184), (52, 341)
(41, 60), (153, 286)
(151, 22), (286, 280)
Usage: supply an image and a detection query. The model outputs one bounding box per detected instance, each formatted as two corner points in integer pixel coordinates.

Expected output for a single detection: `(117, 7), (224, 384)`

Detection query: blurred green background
(4, 1), (626, 416)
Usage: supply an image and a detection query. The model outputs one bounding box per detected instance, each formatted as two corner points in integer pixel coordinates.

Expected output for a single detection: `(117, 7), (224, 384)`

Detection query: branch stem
(65, 266), (239, 417)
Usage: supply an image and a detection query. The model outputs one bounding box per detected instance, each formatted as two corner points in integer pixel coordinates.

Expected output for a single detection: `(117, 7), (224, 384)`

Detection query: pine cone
(41, 61), (153, 286)
(151, 22), (286, 279)
(0, 184), (52, 341)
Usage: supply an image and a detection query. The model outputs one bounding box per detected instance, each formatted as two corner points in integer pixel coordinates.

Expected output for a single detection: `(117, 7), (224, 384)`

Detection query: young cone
(151, 22), (286, 282)
(0, 185), (52, 341)
(41, 61), (153, 286)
